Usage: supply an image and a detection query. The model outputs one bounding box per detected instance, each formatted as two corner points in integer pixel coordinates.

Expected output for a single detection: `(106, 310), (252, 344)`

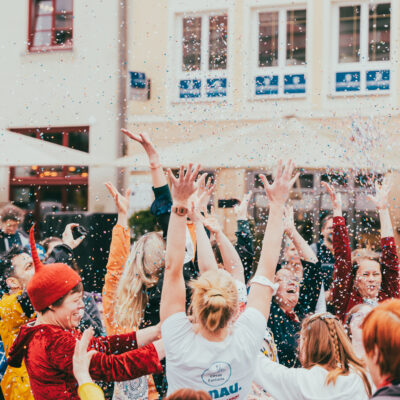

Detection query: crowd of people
(0, 128), (399, 400)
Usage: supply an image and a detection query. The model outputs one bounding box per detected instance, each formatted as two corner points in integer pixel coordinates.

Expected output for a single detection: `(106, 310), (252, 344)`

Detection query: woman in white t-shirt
(160, 160), (298, 400)
(254, 312), (372, 400)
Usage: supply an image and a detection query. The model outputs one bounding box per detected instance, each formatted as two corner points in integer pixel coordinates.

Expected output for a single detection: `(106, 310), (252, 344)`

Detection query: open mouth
(287, 289), (296, 294)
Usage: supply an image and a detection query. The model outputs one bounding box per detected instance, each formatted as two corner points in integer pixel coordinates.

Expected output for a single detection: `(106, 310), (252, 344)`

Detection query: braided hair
(300, 313), (371, 396)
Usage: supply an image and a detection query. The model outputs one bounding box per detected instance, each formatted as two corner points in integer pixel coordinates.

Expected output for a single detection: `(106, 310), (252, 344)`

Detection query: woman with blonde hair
(160, 160), (298, 399)
(103, 182), (164, 400)
(254, 312), (372, 399)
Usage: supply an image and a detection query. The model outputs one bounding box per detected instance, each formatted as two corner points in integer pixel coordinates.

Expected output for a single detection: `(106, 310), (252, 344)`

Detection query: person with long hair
(362, 298), (400, 398)
(323, 180), (400, 321)
(6, 225), (164, 400)
(102, 181), (164, 400)
(160, 160), (298, 399)
(267, 205), (323, 367)
(254, 312), (372, 399)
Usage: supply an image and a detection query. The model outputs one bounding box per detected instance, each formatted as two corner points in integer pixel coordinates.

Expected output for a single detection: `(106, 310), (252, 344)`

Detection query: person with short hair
(0, 205), (28, 255)
(362, 298), (400, 398)
(6, 225), (164, 400)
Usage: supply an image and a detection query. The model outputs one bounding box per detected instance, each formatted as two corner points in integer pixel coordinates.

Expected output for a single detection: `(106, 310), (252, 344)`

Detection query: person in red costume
(7, 225), (164, 400)
(323, 179), (400, 322)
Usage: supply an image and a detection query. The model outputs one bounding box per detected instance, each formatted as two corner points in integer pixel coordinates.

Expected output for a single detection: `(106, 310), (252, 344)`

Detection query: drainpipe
(117, 0), (128, 191)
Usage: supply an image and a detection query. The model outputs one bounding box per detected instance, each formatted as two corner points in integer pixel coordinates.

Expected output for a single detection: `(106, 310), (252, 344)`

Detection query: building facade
(125, 0), (400, 245)
(0, 0), (127, 218)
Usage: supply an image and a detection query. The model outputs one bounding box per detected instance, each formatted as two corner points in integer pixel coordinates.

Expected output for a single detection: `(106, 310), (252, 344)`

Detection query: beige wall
(0, 1), (123, 212)
(126, 0), (400, 241)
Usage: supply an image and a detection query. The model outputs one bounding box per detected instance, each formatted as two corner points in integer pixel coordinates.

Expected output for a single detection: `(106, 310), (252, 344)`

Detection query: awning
(115, 118), (400, 171)
(0, 130), (102, 166)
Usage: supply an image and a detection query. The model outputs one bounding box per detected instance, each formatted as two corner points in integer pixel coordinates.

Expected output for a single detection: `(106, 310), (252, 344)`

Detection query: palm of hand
(266, 179), (291, 204)
(204, 216), (221, 233)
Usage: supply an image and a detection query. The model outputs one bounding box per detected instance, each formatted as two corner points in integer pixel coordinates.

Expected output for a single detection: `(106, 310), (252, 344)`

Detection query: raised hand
(105, 182), (131, 227)
(121, 129), (160, 167)
(104, 182), (131, 215)
(283, 205), (296, 236)
(197, 174), (216, 210)
(259, 160), (299, 206)
(168, 164), (201, 206)
(187, 201), (204, 224)
(234, 191), (252, 220)
(62, 223), (85, 250)
(203, 206), (222, 234)
(73, 327), (97, 386)
(367, 177), (392, 210)
(321, 181), (342, 216)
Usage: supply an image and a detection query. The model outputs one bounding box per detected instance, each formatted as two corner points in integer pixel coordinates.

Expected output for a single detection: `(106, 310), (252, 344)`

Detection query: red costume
(6, 225), (163, 400)
(8, 323), (162, 399)
(331, 216), (400, 321)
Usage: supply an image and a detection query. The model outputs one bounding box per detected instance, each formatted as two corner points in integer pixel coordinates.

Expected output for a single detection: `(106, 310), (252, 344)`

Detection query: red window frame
(28, 0), (74, 52)
(8, 126), (89, 186)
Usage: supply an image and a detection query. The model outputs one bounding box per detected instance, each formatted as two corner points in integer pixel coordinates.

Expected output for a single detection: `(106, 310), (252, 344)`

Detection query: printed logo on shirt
(201, 362), (231, 387)
(208, 382), (242, 399)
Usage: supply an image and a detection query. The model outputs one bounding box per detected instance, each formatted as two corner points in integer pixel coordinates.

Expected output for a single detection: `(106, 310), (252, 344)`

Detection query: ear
(372, 345), (380, 364)
(6, 277), (21, 291)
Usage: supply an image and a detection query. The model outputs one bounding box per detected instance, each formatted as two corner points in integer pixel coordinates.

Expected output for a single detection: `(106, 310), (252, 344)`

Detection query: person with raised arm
(267, 205), (324, 367)
(102, 181), (164, 400)
(6, 224), (164, 400)
(160, 160), (297, 400)
(324, 179), (400, 322)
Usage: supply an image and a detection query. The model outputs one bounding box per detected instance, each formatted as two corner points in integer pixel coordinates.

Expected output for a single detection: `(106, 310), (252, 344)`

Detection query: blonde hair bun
(190, 270), (238, 333)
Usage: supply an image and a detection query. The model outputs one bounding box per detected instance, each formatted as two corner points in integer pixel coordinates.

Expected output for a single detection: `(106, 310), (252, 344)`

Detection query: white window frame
(174, 11), (230, 102)
(331, 1), (392, 96)
(250, 5), (308, 100)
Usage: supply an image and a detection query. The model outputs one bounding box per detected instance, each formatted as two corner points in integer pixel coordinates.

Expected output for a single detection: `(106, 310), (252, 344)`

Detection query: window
(254, 7), (307, 98)
(9, 127), (88, 219)
(29, 0), (73, 51)
(333, 2), (391, 94)
(178, 13), (228, 100)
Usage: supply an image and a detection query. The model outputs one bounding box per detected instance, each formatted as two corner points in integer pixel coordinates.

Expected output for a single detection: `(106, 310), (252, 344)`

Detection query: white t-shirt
(254, 355), (369, 400)
(162, 307), (267, 400)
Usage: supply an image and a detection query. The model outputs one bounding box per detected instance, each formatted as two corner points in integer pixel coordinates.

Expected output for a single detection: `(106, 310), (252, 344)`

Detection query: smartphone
(72, 225), (88, 240)
(218, 199), (241, 208)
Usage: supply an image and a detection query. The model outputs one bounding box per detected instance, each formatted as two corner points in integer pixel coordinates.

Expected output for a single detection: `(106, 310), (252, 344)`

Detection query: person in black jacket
(0, 205), (29, 255)
(268, 206), (323, 367)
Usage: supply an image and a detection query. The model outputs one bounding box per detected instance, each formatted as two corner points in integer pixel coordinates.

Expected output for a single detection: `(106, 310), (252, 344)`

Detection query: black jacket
(372, 381), (400, 398)
(268, 259), (323, 367)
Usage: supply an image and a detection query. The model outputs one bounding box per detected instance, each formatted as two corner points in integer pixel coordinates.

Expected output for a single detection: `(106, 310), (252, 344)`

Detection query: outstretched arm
(368, 177), (399, 297)
(188, 203), (218, 274)
(121, 129), (166, 188)
(102, 183), (131, 334)
(323, 182), (353, 320)
(284, 205), (317, 264)
(160, 164), (201, 323)
(247, 160), (299, 320)
(204, 207), (245, 283)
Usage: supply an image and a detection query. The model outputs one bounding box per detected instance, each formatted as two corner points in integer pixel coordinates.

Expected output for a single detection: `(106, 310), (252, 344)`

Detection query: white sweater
(254, 356), (369, 400)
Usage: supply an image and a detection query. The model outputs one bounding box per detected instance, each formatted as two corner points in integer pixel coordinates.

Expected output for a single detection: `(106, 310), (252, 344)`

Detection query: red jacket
(331, 216), (400, 321)
(7, 322), (162, 400)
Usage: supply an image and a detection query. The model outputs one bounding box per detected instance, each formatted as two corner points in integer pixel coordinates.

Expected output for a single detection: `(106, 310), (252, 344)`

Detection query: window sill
(171, 97), (231, 105)
(328, 90), (391, 99)
(26, 45), (74, 54)
(249, 93), (307, 101)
